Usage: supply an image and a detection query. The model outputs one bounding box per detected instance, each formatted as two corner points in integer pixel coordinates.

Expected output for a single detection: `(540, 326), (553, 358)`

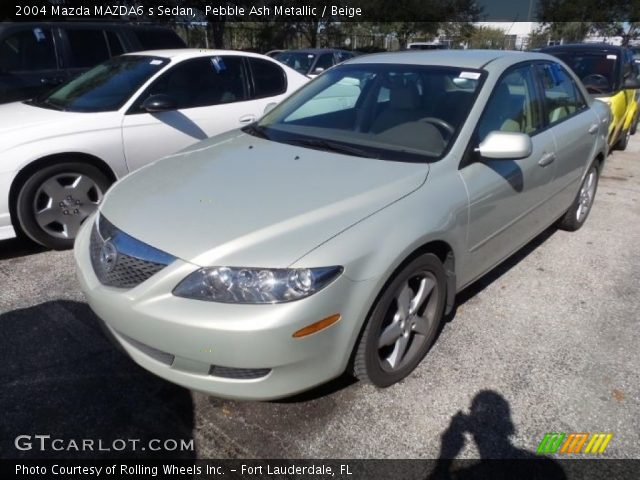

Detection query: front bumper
(74, 219), (375, 400)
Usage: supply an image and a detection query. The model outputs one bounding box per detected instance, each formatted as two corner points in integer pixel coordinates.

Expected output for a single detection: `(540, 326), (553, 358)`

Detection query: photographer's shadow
(428, 391), (566, 480)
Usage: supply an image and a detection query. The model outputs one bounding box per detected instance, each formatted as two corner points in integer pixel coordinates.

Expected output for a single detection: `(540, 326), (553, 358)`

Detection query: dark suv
(0, 22), (186, 104)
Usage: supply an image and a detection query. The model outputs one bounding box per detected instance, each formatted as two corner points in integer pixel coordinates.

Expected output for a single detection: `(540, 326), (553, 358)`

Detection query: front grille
(209, 365), (271, 380)
(90, 214), (175, 289)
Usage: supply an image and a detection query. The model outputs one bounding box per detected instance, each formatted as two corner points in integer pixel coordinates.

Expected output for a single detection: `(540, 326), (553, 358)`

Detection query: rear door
(460, 63), (557, 281)
(122, 55), (258, 171)
(0, 26), (62, 103)
(536, 61), (598, 217)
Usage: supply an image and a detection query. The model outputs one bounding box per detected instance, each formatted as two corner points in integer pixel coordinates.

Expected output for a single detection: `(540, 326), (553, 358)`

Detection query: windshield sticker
(149, 59), (163, 65)
(33, 28), (45, 42)
(211, 56), (226, 73)
(459, 71), (481, 80)
(607, 55), (617, 60)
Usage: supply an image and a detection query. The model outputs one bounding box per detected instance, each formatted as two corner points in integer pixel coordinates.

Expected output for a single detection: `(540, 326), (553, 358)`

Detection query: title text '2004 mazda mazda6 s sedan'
(75, 50), (610, 400)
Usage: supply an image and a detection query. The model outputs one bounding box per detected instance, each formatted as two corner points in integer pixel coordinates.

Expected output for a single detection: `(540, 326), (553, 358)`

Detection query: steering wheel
(582, 74), (609, 93)
(421, 117), (455, 139)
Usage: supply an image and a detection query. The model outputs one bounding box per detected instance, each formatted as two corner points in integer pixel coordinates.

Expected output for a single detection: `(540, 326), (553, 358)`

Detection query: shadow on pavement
(0, 237), (47, 261)
(0, 300), (195, 459)
(427, 390), (566, 479)
(446, 225), (558, 320)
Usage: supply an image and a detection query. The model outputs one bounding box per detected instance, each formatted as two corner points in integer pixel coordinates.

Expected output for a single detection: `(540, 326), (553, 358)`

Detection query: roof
(123, 48), (272, 61)
(347, 49), (552, 69)
(279, 48), (349, 54)
(540, 43), (627, 54)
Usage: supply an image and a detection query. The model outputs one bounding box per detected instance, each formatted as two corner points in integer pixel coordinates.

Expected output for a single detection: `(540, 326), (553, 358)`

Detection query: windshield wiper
(288, 138), (379, 159)
(242, 123), (269, 139)
(26, 98), (65, 111)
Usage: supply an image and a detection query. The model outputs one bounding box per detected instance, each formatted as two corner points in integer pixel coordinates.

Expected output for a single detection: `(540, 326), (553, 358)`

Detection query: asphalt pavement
(1, 137), (639, 461)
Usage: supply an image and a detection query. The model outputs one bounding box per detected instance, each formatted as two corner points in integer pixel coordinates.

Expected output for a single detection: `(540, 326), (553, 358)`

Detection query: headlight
(173, 266), (343, 304)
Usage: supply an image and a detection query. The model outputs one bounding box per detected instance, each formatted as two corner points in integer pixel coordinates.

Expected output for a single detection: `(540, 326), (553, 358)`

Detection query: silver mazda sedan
(75, 50), (610, 400)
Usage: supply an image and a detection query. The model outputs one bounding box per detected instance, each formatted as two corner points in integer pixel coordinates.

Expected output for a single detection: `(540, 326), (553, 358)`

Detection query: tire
(15, 162), (111, 249)
(353, 253), (447, 387)
(557, 162), (599, 232)
(615, 127), (630, 151)
(630, 113), (638, 136)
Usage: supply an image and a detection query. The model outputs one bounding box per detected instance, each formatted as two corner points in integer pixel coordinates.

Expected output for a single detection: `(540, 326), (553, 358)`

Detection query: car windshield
(274, 51), (316, 75)
(31, 55), (168, 112)
(251, 64), (484, 162)
(552, 52), (618, 95)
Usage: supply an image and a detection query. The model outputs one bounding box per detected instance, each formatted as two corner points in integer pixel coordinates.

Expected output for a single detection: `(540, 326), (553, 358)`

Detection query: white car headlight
(173, 266), (343, 304)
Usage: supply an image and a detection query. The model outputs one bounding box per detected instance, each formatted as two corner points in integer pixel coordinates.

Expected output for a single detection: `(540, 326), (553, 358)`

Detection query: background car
(0, 22), (186, 104)
(540, 43), (640, 150)
(273, 48), (357, 77)
(74, 50), (609, 400)
(0, 49), (308, 248)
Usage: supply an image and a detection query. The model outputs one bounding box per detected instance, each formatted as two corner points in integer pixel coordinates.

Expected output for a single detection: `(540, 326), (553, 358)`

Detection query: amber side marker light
(293, 314), (341, 338)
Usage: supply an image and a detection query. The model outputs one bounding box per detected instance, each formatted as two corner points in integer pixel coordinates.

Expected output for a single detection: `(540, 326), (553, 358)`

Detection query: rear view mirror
(142, 94), (177, 113)
(475, 131), (532, 160)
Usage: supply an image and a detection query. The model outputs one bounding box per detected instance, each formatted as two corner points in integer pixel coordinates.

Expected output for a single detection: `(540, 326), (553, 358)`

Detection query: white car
(0, 49), (308, 248)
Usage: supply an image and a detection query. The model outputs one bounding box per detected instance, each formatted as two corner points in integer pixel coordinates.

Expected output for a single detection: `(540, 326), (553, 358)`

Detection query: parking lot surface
(1, 138), (639, 460)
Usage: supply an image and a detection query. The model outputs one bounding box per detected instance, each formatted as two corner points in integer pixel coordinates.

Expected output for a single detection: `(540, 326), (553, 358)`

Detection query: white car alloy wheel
(16, 163), (110, 249)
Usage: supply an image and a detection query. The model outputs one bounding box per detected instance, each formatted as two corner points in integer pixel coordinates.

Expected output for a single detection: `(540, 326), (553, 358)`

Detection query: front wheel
(15, 162), (111, 249)
(615, 127), (630, 151)
(352, 253), (447, 387)
(557, 163), (599, 232)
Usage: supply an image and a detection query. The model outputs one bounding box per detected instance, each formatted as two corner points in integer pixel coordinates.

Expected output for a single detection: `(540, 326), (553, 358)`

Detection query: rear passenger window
(539, 63), (586, 125)
(0, 28), (56, 71)
(249, 58), (286, 98)
(66, 29), (110, 68)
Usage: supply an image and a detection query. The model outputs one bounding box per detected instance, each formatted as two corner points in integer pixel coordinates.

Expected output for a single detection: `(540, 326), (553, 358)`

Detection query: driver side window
(477, 65), (542, 142)
(138, 56), (248, 111)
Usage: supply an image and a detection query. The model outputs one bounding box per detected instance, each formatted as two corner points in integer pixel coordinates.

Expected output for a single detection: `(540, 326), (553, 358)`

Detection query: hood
(100, 132), (429, 267)
(0, 102), (117, 154)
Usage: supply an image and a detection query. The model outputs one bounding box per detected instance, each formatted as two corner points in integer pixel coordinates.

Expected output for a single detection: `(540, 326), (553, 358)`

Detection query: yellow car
(541, 44), (640, 150)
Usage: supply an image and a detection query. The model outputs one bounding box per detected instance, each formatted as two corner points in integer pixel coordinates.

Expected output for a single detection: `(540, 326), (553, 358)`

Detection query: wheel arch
(8, 152), (117, 235)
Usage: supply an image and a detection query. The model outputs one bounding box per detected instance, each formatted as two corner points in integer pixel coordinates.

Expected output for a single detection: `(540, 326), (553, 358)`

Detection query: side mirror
(475, 131), (532, 160)
(623, 76), (640, 89)
(263, 102), (277, 115)
(141, 94), (177, 113)
(311, 67), (325, 75)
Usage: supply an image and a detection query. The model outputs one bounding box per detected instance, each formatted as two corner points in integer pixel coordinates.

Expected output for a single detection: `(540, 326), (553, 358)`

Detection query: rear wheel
(630, 113), (638, 136)
(615, 127), (631, 150)
(15, 162), (110, 249)
(353, 253), (446, 387)
(557, 163), (599, 232)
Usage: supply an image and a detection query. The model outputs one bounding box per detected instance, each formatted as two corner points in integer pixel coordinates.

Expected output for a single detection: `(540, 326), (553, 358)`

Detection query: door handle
(538, 152), (555, 167)
(239, 114), (256, 124)
(588, 124), (598, 135)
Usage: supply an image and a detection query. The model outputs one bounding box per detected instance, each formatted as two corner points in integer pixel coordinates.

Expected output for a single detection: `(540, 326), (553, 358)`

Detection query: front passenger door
(122, 55), (253, 172)
(460, 64), (557, 282)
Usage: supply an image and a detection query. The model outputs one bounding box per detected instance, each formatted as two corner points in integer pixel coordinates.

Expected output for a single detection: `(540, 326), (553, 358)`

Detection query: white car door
(121, 55), (262, 172)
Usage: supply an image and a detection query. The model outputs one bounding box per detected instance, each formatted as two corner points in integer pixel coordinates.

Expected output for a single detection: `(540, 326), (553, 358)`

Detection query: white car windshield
(252, 64), (484, 162)
(30, 55), (168, 112)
